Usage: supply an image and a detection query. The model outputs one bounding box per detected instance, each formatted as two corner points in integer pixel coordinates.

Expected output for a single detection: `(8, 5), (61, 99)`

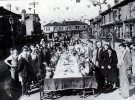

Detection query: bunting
(66, 7), (69, 10)
(87, 5), (90, 8)
(16, 7), (19, 11)
(76, 0), (81, 3)
(28, 7), (32, 11)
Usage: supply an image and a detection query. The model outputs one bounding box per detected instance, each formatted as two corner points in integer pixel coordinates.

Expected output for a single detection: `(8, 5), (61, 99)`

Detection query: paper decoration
(76, 0), (80, 3)
(28, 8), (32, 11)
(66, 7), (69, 10)
(16, 7), (19, 11)
(87, 5), (90, 8)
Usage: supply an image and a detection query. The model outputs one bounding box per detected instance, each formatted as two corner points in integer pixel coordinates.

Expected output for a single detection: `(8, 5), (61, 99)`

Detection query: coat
(96, 48), (104, 67)
(18, 57), (29, 78)
(106, 50), (118, 83)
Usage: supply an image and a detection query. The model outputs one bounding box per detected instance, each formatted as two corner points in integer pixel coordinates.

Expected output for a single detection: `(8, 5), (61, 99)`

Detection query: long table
(53, 52), (82, 78)
(39, 49), (98, 99)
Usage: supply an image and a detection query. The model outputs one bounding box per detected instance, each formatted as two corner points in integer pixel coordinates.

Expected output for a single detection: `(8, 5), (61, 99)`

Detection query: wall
(25, 15), (34, 35)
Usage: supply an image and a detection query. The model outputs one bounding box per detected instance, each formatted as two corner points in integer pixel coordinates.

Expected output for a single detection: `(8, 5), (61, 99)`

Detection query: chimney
(6, 4), (11, 11)
(107, 4), (111, 9)
(114, 0), (121, 5)
(99, 9), (102, 14)
(21, 9), (26, 23)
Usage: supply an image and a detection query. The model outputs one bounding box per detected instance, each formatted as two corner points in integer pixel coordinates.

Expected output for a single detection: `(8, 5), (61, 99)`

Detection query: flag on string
(53, 8), (56, 11)
(66, 7), (69, 10)
(87, 5), (90, 8)
(76, 0), (81, 3)
(16, 7), (19, 11)
(103, 0), (107, 4)
(92, 1), (97, 6)
(28, 8), (32, 11)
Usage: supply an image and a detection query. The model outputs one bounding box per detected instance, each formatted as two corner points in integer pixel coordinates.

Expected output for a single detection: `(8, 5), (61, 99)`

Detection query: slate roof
(44, 21), (88, 27)
(0, 7), (21, 18)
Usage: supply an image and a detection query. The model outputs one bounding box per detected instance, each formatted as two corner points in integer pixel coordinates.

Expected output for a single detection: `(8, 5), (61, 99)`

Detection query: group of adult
(93, 41), (133, 98)
(4, 35), (134, 98)
(4, 37), (68, 96)
(72, 39), (134, 98)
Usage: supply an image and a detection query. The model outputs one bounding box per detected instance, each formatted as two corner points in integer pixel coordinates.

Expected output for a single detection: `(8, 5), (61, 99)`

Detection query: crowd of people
(4, 34), (135, 98)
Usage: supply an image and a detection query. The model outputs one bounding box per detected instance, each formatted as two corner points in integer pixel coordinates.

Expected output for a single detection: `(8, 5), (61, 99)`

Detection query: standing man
(118, 43), (132, 98)
(18, 47), (29, 95)
(94, 41), (105, 90)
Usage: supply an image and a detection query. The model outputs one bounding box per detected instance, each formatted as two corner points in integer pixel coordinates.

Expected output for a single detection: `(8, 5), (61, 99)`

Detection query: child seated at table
(78, 54), (93, 76)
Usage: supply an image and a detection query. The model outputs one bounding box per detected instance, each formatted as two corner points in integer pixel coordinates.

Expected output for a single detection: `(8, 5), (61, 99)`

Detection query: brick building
(90, 0), (135, 40)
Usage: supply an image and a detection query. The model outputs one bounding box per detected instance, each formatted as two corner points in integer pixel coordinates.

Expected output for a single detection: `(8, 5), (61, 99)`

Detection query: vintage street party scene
(0, 0), (135, 100)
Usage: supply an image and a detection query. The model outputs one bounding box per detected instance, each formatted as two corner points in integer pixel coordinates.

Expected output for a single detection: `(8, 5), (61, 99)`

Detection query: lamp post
(9, 15), (15, 47)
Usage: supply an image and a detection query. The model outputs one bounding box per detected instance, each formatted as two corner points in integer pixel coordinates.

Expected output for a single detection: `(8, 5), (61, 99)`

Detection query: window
(75, 26), (80, 29)
(109, 13), (111, 22)
(103, 16), (105, 24)
(129, 3), (132, 17)
(46, 27), (50, 31)
(118, 8), (121, 20)
(113, 10), (117, 21)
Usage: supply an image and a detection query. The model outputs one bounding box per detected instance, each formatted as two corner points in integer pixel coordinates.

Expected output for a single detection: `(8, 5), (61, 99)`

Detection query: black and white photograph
(0, 0), (135, 100)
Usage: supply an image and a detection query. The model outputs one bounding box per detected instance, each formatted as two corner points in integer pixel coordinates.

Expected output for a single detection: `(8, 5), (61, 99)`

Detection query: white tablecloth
(53, 51), (82, 78)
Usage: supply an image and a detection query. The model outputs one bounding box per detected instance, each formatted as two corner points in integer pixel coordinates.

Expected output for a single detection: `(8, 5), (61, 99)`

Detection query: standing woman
(5, 48), (19, 82)
(106, 47), (118, 89)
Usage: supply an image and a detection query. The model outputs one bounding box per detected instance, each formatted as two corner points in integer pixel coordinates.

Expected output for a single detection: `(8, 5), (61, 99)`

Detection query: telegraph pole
(29, 1), (39, 15)
(29, 1), (39, 35)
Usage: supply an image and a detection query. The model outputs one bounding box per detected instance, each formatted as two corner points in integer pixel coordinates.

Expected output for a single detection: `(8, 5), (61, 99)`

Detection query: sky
(0, 0), (115, 25)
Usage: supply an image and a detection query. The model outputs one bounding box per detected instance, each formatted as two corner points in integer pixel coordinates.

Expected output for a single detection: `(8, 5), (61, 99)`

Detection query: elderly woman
(106, 47), (118, 89)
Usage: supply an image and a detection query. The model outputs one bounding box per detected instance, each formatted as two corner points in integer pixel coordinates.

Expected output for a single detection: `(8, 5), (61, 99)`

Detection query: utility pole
(29, 1), (39, 35)
(29, 1), (39, 15)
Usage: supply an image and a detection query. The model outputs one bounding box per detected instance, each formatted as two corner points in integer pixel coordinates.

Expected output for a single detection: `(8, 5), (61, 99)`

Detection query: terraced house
(90, 0), (135, 40)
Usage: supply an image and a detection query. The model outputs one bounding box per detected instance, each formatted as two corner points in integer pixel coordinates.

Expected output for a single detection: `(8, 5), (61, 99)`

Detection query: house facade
(43, 21), (88, 39)
(90, 0), (135, 40)
(21, 10), (42, 36)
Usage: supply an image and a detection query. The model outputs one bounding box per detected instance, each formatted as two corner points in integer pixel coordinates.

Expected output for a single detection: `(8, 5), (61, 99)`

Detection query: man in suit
(94, 41), (105, 90)
(118, 43), (132, 98)
(18, 47), (29, 95)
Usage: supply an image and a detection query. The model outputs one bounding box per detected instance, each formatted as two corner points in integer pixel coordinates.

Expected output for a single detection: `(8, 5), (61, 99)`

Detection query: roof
(63, 21), (88, 25)
(0, 7), (21, 18)
(100, 0), (135, 16)
(25, 14), (40, 21)
(44, 22), (62, 26)
(44, 21), (88, 27)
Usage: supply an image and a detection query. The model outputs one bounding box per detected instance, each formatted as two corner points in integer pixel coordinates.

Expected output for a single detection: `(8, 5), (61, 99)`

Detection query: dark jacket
(18, 57), (29, 77)
(107, 50), (118, 68)
(96, 48), (104, 67)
